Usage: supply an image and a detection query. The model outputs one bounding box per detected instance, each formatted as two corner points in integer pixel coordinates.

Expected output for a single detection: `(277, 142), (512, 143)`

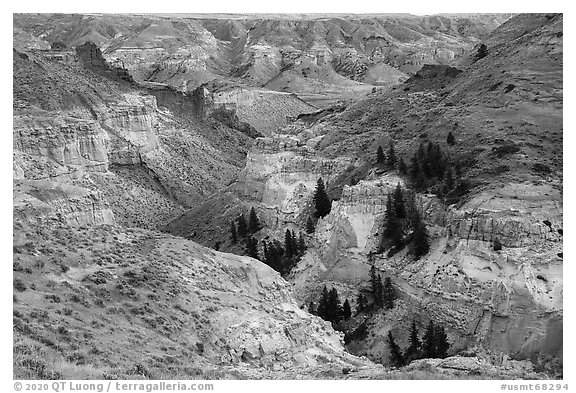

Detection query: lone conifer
(412, 221), (430, 259)
(422, 321), (436, 358)
(313, 178), (332, 218)
(237, 214), (248, 238)
(248, 207), (261, 233)
(434, 325), (450, 358)
(393, 183), (406, 219)
(383, 277), (396, 310)
(404, 320), (421, 362)
(342, 299), (352, 320)
(377, 146), (386, 166)
(447, 131), (456, 146)
(317, 286), (329, 320)
(388, 331), (405, 368)
(306, 216), (315, 233)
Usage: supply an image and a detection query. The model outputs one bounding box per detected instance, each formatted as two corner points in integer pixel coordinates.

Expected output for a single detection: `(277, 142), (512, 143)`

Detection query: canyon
(13, 13), (562, 379)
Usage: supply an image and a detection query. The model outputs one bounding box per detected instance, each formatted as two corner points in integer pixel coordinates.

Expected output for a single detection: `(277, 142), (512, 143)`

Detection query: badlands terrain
(13, 13), (562, 379)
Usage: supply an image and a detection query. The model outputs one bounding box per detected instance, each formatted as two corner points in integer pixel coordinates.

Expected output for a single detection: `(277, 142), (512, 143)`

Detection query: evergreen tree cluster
(369, 265), (397, 311)
(409, 142), (448, 190)
(421, 320), (450, 359)
(379, 183), (430, 259)
(375, 141), (403, 172)
(231, 207), (262, 244)
(387, 319), (450, 368)
(408, 141), (461, 198)
(312, 286), (352, 325)
(261, 229), (307, 276)
(229, 207), (308, 276)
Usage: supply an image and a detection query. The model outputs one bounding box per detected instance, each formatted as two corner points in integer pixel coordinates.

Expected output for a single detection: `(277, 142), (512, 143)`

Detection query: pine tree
(373, 275), (384, 309)
(327, 287), (342, 323)
(405, 190), (420, 230)
(248, 207), (261, 233)
(342, 299), (352, 320)
(306, 216), (315, 233)
(284, 229), (295, 259)
(399, 157), (407, 175)
(382, 277), (396, 310)
(393, 183), (406, 219)
(237, 214), (248, 238)
(447, 131), (456, 146)
(434, 325), (450, 358)
(388, 331), (405, 368)
(245, 236), (259, 260)
(422, 321), (436, 358)
(313, 178), (332, 218)
(376, 146), (386, 166)
(382, 194), (403, 250)
(411, 221), (430, 260)
(404, 320), (421, 362)
(263, 240), (284, 273)
(317, 286), (329, 320)
(383, 194), (396, 238)
(230, 221), (238, 244)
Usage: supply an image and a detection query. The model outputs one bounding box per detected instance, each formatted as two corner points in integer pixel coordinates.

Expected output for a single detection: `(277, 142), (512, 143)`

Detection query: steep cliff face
(13, 46), (253, 230)
(13, 179), (115, 227)
(291, 175), (562, 370)
(14, 112), (110, 180)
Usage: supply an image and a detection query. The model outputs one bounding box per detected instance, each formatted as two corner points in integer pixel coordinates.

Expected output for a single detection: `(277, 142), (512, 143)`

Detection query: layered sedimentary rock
(211, 88), (316, 135)
(13, 112), (111, 180)
(13, 179), (115, 227)
(291, 174), (562, 369)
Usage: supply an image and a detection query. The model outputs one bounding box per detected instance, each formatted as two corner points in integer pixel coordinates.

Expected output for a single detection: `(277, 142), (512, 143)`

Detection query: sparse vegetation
(493, 237), (503, 251)
(475, 43), (488, 61)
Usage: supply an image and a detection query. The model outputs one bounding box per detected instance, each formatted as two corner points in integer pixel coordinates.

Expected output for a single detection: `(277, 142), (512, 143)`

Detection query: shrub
(493, 238), (503, 251)
(14, 279), (27, 292)
(475, 44), (488, 60)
